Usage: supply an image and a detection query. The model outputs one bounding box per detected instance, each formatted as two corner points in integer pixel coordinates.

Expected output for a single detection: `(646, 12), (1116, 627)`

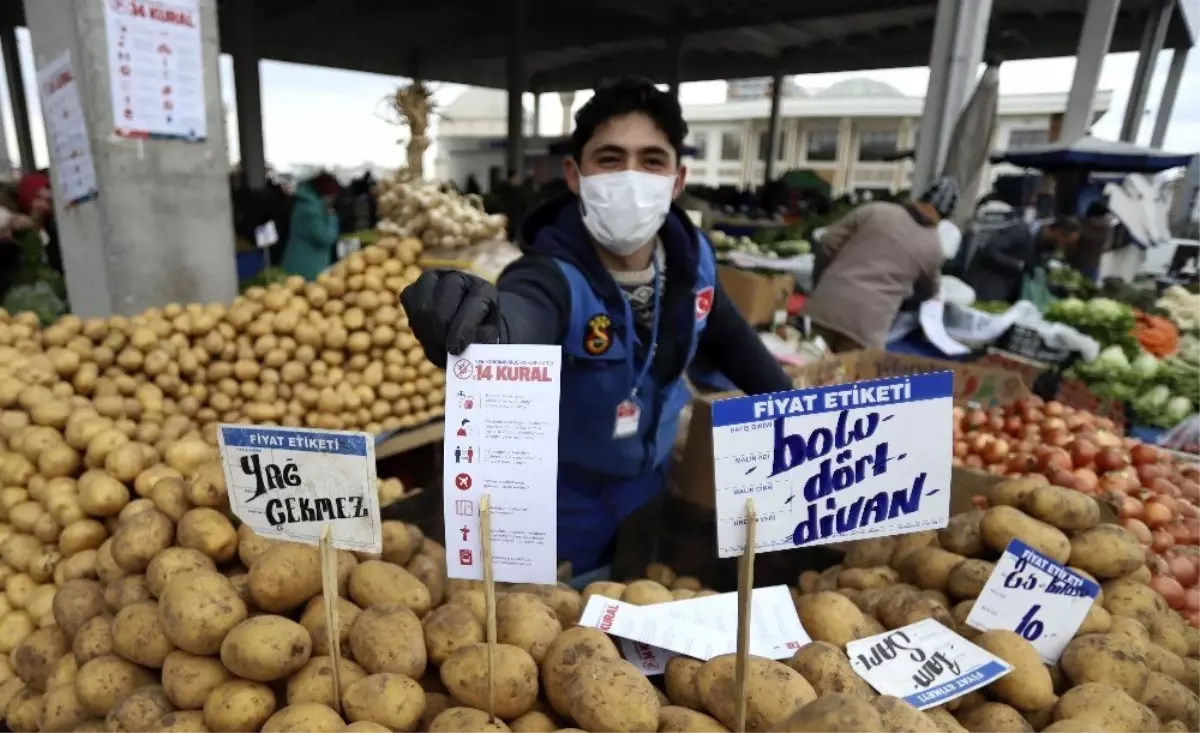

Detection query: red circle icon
(454, 473), (472, 491)
(453, 359), (473, 380)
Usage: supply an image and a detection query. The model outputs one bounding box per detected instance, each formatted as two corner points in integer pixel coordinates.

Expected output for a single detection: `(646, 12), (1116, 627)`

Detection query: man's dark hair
(571, 77), (688, 162)
(308, 172), (340, 198)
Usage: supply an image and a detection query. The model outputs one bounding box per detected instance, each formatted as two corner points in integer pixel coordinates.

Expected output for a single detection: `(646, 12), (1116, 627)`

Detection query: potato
(112, 600), (174, 667)
(972, 630), (1056, 711)
(299, 595), (361, 658)
(405, 554), (447, 608)
(870, 696), (940, 732)
(12, 624), (70, 690)
(423, 602), (483, 666)
(286, 656), (366, 708)
(1150, 613), (1192, 659)
(51, 579), (106, 637)
(1138, 671), (1198, 731)
(159, 570), (247, 655)
(348, 603), (426, 678)
(348, 560), (431, 616)
(1103, 580), (1171, 635)
(796, 592), (872, 646)
(899, 547), (969, 591)
(40, 681), (89, 732)
(787, 641), (876, 699)
(979, 506), (1071, 564)
(110, 509), (174, 572)
(945, 559), (995, 601)
(1052, 682), (1159, 732)
(1060, 633), (1150, 697)
(341, 673), (425, 732)
(927, 707), (968, 733)
(104, 574), (152, 612)
(440, 643), (537, 719)
(663, 657), (706, 711)
(695, 654), (815, 731)
(770, 693), (883, 732)
(540, 627), (620, 718)
(261, 703), (346, 733)
(957, 702), (1033, 732)
(236, 524), (277, 568)
(185, 462), (227, 508)
(558, 657), (657, 732)
(249, 543), (322, 613)
(428, 707), (509, 732)
(621, 579), (673, 605)
(220, 615), (312, 682)
(203, 680), (276, 733)
(176, 508), (238, 563)
(1069, 525), (1146, 579)
(581, 580), (625, 605)
(1023, 484), (1100, 531)
(146, 547), (216, 599)
(496, 593), (561, 664)
(78, 472), (130, 517)
(145, 710), (211, 733)
(72, 615), (113, 665)
(658, 705), (729, 732)
(5, 686), (43, 733)
(107, 684), (174, 733)
(74, 655), (156, 717)
(160, 651), (232, 711)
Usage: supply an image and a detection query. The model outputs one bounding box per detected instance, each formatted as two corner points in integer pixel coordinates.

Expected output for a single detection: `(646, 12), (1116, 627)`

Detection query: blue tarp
(991, 135), (1194, 174)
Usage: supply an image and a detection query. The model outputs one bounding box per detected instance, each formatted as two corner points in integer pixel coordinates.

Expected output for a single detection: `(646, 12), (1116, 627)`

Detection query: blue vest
(553, 237), (717, 573)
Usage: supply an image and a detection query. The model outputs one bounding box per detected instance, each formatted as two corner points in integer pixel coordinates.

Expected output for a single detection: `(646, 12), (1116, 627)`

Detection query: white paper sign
(336, 237), (362, 259)
(105, 0), (207, 140)
(443, 345), (562, 584)
(846, 618), (1013, 710)
(965, 539), (1099, 664)
(216, 425), (381, 553)
(609, 586), (810, 675)
(36, 51), (98, 207)
(255, 221), (279, 248)
(712, 373), (954, 558)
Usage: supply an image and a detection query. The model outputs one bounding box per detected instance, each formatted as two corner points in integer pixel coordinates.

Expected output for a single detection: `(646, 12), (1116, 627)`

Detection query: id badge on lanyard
(613, 260), (661, 440)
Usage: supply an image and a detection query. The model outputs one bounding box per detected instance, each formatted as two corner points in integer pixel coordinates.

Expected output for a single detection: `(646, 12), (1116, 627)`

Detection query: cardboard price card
(712, 372), (954, 558)
(965, 539), (1100, 664)
(846, 618), (1013, 710)
(217, 425), (381, 553)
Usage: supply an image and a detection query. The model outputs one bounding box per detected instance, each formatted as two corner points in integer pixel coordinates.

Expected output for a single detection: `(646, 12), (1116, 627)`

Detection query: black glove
(400, 270), (502, 368)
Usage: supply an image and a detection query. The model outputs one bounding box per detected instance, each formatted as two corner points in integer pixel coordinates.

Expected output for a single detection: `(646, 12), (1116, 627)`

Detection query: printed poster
(712, 372), (954, 558)
(36, 51), (98, 207)
(104, 0), (207, 140)
(442, 344), (562, 584)
(216, 425), (381, 553)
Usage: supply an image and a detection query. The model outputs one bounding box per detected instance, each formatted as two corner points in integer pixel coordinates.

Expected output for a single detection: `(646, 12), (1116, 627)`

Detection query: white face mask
(578, 170), (676, 256)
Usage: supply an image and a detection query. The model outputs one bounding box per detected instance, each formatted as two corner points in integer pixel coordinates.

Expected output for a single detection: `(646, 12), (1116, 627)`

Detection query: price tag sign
(336, 237), (362, 259)
(217, 425), (381, 553)
(254, 220), (279, 248)
(965, 539), (1099, 664)
(846, 618), (1012, 710)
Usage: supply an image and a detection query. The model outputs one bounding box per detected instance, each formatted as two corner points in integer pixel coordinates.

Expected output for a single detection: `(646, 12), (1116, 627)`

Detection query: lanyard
(624, 256), (662, 400)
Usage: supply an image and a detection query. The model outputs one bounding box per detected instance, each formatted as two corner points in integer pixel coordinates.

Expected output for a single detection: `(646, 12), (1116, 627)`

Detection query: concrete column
(23, 0), (237, 317)
(1120, 0), (1172, 142)
(230, 0), (266, 190)
(559, 91), (575, 135)
(1172, 156), (1198, 237)
(894, 118), (914, 191)
(1151, 48), (1187, 148)
(2, 25), (36, 174)
(764, 72), (783, 183)
(531, 92), (540, 137)
(832, 117), (854, 194)
(912, 0), (992, 192)
(505, 0), (528, 176)
(667, 28), (685, 98)
(1062, 0), (1121, 141)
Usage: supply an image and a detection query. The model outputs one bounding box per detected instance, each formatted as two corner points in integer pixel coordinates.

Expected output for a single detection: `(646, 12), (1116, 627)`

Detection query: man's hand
(10, 214), (32, 230)
(400, 270), (502, 368)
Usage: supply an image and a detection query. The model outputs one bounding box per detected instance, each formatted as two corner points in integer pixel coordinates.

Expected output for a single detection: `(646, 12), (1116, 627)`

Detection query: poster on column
(104, 0), (207, 141)
(36, 51), (98, 207)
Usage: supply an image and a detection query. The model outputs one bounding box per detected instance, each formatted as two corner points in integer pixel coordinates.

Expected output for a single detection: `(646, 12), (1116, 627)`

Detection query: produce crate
(993, 324), (1073, 366)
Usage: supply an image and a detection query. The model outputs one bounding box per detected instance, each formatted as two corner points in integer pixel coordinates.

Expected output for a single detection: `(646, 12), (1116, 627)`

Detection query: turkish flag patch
(695, 287), (714, 319)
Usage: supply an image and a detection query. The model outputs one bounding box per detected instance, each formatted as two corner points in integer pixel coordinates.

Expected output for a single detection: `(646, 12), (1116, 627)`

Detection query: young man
(401, 77), (791, 582)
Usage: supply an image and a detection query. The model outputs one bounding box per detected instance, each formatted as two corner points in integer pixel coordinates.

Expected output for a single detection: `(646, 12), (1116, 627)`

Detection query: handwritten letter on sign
(966, 539), (1100, 664)
(846, 618), (1013, 710)
(712, 373), (954, 557)
(217, 425), (381, 553)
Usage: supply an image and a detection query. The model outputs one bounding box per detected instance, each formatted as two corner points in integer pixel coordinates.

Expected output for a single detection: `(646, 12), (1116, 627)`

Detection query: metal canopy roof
(3, 0), (1193, 92)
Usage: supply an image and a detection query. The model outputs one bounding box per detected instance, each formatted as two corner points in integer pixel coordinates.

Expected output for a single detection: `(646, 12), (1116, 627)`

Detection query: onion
(1122, 518), (1153, 545)
(1096, 417), (1115, 431)
(1038, 450), (1072, 474)
(1096, 446), (1129, 473)
(1044, 417), (1067, 432)
(1178, 479), (1200, 503)
(954, 441), (968, 458)
(1004, 416), (1024, 436)
(1150, 478), (1181, 499)
(1049, 468), (1078, 491)
(964, 455), (984, 469)
(1150, 575), (1186, 610)
(1137, 463), (1166, 486)
(1152, 527), (1176, 553)
(969, 435), (993, 455)
(982, 439), (1010, 465)
(987, 416), (1005, 433)
(1130, 443), (1161, 466)
(1169, 553), (1198, 586)
(964, 409), (987, 430)
(1119, 496), (1145, 520)
(1144, 500), (1175, 529)
(1072, 468), (1099, 495)
(1045, 401), (1065, 417)
(1068, 439), (1097, 469)
(1186, 588), (1200, 613)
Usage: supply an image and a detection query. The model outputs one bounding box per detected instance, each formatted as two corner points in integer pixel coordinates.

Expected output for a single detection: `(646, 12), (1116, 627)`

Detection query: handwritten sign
(36, 51), (98, 207)
(217, 425), (381, 553)
(846, 618), (1012, 710)
(712, 373), (954, 557)
(965, 539), (1099, 664)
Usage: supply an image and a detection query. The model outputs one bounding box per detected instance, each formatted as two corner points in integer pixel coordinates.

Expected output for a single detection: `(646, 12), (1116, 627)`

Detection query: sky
(2, 24), (1198, 175)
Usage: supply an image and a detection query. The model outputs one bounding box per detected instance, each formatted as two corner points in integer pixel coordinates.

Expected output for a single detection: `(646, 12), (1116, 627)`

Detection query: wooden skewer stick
(481, 494), (498, 723)
(733, 498), (758, 733)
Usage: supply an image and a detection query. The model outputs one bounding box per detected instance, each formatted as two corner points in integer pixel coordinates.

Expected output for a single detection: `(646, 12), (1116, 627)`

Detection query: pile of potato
(792, 474), (1200, 732)
(0, 234), (445, 443)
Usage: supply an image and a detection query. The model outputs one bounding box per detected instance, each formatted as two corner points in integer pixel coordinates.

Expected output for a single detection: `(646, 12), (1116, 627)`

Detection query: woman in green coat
(281, 173), (342, 281)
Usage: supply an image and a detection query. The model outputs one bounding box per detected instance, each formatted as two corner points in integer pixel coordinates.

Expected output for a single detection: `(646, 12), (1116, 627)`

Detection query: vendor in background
(400, 77), (792, 585)
(962, 216), (1079, 303)
(16, 171), (61, 275)
(281, 172), (341, 281)
(1071, 202), (1111, 282)
(805, 178), (957, 352)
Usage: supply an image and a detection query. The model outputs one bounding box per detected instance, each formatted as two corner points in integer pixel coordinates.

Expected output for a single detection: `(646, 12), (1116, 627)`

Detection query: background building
(434, 78), (1114, 197)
